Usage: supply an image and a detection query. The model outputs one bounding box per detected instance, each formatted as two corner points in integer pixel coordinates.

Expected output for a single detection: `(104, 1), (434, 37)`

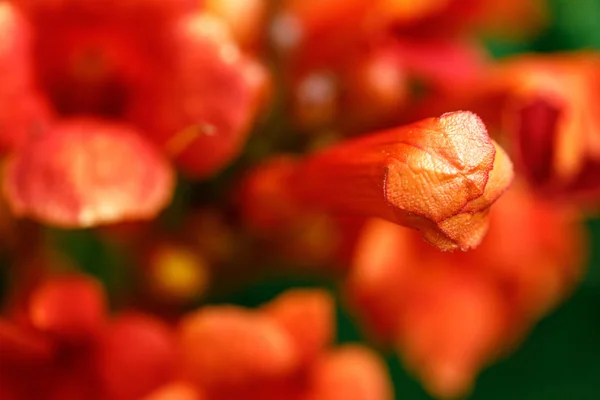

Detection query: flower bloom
(500, 53), (600, 204)
(0, 1), (266, 227)
(178, 288), (392, 400)
(346, 183), (586, 398)
(4, 119), (173, 227)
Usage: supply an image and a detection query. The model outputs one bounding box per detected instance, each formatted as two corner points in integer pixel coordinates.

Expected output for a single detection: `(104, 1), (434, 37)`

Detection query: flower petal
(262, 289), (334, 365)
(4, 118), (174, 227)
(178, 306), (299, 387)
(346, 183), (585, 398)
(132, 13), (267, 178)
(307, 346), (394, 400)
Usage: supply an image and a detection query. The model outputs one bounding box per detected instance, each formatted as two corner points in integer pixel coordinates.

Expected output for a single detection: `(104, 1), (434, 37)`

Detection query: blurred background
(2, 0), (600, 399)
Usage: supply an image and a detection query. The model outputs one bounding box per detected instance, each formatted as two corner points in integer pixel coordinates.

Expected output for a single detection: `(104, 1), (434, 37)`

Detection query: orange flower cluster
(0, 0), (594, 399)
(234, 1), (589, 397)
(274, 0), (545, 132)
(0, 0), (266, 226)
(0, 276), (393, 400)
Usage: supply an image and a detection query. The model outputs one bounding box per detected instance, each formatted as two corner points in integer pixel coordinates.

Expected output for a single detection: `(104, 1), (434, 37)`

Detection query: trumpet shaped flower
(241, 111), (513, 251)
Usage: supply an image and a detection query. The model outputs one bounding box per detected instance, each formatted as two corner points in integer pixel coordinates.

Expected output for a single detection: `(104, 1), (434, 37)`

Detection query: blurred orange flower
(4, 119), (173, 227)
(0, 1), (593, 400)
(0, 1), (266, 227)
(0, 277), (393, 400)
(346, 183), (586, 397)
(500, 53), (600, 204)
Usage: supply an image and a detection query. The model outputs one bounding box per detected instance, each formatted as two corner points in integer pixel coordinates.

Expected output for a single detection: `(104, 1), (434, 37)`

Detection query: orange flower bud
(262, 289), (334, 365)
(178, 306), (299, 388)
(307, 345), (394, 400)
(4, 118), (174, 227)
(28, 275), (106, 343)
(291, 111), (513, 251)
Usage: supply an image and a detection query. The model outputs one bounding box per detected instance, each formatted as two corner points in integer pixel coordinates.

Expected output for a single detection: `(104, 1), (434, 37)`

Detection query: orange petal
(396, 269), (507, 399)
(346, 183), (586, 397)
(4, 118), (174, 227)
(469, 182), (586, 322)
(307, 345), (393, 400)
(346, 218), (419, 340)
(502, 53), (600, 204)
(0, 3), (33, 93)
(178, 306), (299, 387)
(134, 13), (266, 178)
(262, 289), (334, 364)
(0, 3), (52, 154)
